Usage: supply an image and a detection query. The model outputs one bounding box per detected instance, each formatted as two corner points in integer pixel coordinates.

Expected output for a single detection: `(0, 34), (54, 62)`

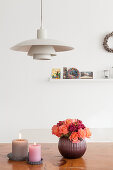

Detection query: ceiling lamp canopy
(11, 0), (74, 60)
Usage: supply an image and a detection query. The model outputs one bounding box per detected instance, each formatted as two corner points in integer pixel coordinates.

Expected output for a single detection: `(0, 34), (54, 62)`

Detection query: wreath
(103, 32), (113, 53)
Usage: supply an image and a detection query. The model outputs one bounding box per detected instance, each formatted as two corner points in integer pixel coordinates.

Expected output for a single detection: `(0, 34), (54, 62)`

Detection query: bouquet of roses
(52, 119), (91, 143)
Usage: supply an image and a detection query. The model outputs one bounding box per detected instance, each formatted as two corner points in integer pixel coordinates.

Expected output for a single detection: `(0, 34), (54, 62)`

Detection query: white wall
(20, 128), (113, 143)
(0, 0), (113, 142)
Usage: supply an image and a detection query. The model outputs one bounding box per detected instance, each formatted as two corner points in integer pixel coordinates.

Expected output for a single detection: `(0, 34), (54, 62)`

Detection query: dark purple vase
(58, 137), (87, 159)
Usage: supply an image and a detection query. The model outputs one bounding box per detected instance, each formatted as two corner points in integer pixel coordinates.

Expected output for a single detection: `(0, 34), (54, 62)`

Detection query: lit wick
(34, 142), (36, 145)
(19, 133), (21, 140)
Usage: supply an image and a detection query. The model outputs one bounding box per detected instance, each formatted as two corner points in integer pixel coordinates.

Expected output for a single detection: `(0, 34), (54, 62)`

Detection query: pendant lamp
(11, 0), (74, 60)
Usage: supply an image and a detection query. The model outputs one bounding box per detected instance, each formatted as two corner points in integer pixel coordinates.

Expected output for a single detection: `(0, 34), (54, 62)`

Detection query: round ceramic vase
(58, 137), (87, 159)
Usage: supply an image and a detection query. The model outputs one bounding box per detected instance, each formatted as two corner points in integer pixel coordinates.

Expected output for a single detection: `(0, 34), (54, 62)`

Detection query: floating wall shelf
(49, 78), (113, 82)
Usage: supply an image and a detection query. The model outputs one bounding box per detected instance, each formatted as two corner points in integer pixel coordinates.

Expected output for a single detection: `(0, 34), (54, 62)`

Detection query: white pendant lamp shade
(11, 0), (74, 60)
(28, 45), (56, 60)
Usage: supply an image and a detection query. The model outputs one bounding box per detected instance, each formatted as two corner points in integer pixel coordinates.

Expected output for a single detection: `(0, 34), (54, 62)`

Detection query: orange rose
(78, 128), (86, 139)
(72, 119), (77, 123)
(69, 132), (79, 143)
(86, 128), (91, 138)
(59, 125), (68, 135)
(52, 125), (61, 137)
(65, 119), (73, 127)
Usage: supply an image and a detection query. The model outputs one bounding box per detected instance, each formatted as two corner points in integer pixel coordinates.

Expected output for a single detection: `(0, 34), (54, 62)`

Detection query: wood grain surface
(0, 143), (113, 170)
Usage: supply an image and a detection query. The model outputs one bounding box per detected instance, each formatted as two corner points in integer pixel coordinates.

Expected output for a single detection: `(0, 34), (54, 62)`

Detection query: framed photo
(63, 67), (80, 79)
(52, 68), (61, 79)
(63, 67), (68, 79)
(67, 68), (80, 79)
(80, 72), (93, 79)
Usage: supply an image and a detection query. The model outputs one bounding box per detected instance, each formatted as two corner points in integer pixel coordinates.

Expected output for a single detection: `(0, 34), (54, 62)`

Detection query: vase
(58, 137), (87, 159)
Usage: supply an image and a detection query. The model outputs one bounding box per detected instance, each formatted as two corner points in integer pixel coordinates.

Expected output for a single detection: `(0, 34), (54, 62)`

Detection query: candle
(29, 142), (41, 162)
(12, 133), (28, 159)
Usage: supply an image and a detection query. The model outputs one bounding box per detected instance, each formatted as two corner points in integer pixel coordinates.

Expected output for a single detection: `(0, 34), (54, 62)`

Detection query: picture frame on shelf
(63, 67), (68, 79)
(63, 67), (80, 79)
(80, 72), (93, 79)
(51, 68), (61, 79)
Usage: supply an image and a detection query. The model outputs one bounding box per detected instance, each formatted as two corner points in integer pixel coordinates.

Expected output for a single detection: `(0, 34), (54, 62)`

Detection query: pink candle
(29, 143), (41, 162)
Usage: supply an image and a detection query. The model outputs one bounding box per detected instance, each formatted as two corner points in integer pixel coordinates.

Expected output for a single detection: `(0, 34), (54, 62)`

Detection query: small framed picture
(63, 67), (80, 79)
(80, 72), (93, 79)
(52, 68), (61, 79)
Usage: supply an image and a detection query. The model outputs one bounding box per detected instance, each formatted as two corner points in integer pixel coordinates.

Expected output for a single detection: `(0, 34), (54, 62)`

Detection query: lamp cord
(41, 0), (43, 29)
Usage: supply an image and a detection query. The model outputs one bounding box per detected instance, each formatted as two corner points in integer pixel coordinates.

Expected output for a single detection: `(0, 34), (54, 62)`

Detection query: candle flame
(34, 142), (36, 145)
(19, 133), (21, 139)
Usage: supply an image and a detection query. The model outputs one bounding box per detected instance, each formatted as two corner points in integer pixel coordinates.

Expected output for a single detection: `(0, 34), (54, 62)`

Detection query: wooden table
(0, 143), (113, 170)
